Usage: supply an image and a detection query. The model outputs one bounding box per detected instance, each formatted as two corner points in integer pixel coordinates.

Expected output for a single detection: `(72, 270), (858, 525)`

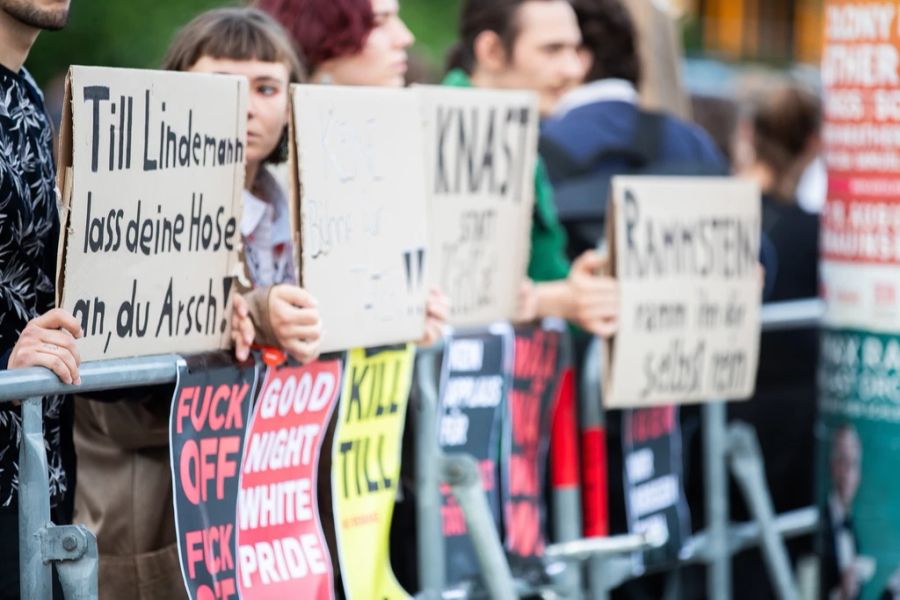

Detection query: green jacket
(442, 69), (571, 283)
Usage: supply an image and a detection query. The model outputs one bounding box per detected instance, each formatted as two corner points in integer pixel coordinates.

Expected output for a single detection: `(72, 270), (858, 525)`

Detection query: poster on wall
(819, 3), (900, 597)
(56, 66), (246, 360)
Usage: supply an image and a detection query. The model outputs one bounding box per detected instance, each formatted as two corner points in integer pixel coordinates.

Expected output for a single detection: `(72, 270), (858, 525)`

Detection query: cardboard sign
(622, 406), (690, 569)
(236, 359), (342, 599)
(291, 85), (428, 352)
(170, 357), (259, 600)
(416, 86), (538, 327)
(331, 344), (415, 599)
(56, 66), (247, 360)
(604, 176), (761, 408)
(502, 321), (567, 572)
(438, 324), (514, 584)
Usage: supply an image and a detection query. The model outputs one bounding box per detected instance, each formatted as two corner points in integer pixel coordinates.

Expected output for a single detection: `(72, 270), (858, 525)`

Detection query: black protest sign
(417, 86), (539, 328)
(502, 321), (568, 573)
(170, 357), (259, 600)
(621, 406), (690, 569)
(605, 177), (761, 407)
(438, 324), (514, 583)
(57, 66), (247, 360)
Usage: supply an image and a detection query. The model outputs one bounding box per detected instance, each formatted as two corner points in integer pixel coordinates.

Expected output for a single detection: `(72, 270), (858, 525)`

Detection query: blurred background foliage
(27, 0), (462, 88)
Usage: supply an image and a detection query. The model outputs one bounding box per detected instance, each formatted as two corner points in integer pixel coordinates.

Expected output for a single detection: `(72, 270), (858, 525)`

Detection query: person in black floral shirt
(0, 0), (80, 597)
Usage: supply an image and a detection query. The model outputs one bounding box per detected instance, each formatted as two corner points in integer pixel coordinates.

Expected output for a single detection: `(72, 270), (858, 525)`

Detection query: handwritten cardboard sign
(290, 85), (428, 352)
(331, 344), (415, 599)
(170, 358), (259, 600)
(56, 66), (247, 360)
(604, 177), (761, 408)
(236, 359), (342, 599)
(416, 86), (538, 327)
(438, 324), (513, 584)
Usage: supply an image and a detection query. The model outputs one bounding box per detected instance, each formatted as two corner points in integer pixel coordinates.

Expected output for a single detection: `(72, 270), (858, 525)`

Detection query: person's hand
(569, 250), (619, 338)
(514, 279), (539, 324)
(8, 309), (83, 384)
(418, 288), (450, 348)
(230, 294), (255, 361)
(269, 285), (322, 364)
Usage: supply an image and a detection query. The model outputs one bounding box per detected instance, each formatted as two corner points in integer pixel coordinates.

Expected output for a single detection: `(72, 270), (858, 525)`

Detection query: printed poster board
(818, 3), (900, 598)
(291, 85), (428, 352)
(170, 356), (259, 600)
(331, 344), (416, 599)
(438, 324), (514, 584)
(56, 66), (247, 360)
(236, 359), (342, 599)
(416, 86), (538, 327)
(502, 320), (568, 575)
(604, 176), (761, 408)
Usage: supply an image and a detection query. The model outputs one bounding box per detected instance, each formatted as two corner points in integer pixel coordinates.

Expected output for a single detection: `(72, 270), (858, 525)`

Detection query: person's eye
(258, 84), (279, 96)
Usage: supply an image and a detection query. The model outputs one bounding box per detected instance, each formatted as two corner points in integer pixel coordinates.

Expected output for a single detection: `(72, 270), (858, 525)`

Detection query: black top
(0, 64), (67, 509)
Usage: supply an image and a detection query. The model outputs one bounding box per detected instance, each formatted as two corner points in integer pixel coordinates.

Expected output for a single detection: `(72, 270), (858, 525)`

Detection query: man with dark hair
(445, 0), (620, 339)
(0, 0), (81, 597)
(541, 0), (726, 259)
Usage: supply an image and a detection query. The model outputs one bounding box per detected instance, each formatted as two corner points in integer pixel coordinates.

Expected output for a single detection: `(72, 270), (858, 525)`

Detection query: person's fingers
(284, 339), (320, 364)
(24, 348), (76, 384)
(37, 342), (80, 385)
(32, 309), (83, 339)
(272, 303), (320, 327)
(272, 285), (318, 309)
(278, 323), (323, 343)
(39, 328), (81, 367)
(572, 249), (606, 273)
(232, 293), (250, 318)
(427, 297), (450, 322)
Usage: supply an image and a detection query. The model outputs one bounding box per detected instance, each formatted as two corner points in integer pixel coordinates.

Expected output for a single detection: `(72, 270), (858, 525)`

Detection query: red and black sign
(170, 357), (259, 600)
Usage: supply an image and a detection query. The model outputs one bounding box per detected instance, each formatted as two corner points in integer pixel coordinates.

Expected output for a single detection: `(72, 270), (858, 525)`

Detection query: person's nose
(561, 48), (585, 82)
(392, 16), (415, 49)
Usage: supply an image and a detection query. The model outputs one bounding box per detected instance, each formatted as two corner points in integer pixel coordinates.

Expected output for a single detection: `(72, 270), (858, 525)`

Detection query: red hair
(256, 0), (375, 71)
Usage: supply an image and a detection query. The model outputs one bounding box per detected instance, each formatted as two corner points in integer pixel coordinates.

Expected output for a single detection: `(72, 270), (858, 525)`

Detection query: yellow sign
(332, 345), (415, 599)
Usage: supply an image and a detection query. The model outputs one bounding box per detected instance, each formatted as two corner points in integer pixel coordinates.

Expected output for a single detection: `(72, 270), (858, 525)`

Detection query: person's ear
(473, 30), (509, 74)
(577, 47), (593, 78)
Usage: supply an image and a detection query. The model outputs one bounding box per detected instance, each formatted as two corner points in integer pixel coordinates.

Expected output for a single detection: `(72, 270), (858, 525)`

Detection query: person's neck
(469, 68), (495, 90)
(0, 10), (39, 73)
(245, 162), (260, 194)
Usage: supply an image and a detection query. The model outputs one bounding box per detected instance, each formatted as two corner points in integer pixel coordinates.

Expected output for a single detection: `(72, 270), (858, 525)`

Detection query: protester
(441, 0), (618, 337)
(72, 9), (324, 599)
(258, 0), (450, 344)
(0, 0), (79, 596)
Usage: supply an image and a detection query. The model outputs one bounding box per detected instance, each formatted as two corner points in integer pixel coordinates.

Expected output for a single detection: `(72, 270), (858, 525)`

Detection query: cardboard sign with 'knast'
(56, 66), (247, 360)
(416, 86), (538, 327)
(291, 85), (428, 352)
(604, 177), (761, 408)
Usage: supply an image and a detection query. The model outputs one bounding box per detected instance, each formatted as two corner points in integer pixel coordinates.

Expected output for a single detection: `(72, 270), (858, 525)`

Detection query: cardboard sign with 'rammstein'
(604, 177), (761, 408)
(56, 66), (247, 360)
(416, 86), (538, 328)
(290, 85), (428, 353)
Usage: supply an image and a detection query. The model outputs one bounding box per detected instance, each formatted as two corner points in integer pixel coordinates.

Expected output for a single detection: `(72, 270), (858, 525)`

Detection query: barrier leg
(704, 400), (731, 600)
(19, 396), (53, 600)
(728, 423), (801, 600)
(40, 524), (98, 600)
(414, 347), (445, 595)
(441, 454), (517, 600)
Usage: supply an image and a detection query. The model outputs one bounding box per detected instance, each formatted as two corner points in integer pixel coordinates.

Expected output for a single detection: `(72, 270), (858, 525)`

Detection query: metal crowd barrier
(0, 298), (826, 600)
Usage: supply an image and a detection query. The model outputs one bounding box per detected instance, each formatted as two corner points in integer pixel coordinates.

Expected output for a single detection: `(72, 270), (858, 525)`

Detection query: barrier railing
(0, 298), (826, 600)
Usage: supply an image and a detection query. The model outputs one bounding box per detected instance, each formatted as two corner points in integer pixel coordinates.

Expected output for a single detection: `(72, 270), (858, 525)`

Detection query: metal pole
(19, 396), (53, 600)
(414, 345), (446, 594)
(704, 400), (731, 600)
(441, 454), (517, 600)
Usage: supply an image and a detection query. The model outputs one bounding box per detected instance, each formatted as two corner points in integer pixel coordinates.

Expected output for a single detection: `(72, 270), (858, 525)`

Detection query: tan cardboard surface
(604, 176), (761, 408)
(57, 66), (247, 360)
(291, 85), (428, 352)
(416, 86), (538, 327)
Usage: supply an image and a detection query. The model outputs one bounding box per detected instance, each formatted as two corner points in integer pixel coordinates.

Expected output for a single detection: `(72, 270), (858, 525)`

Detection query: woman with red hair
(258, 0), (414, 87)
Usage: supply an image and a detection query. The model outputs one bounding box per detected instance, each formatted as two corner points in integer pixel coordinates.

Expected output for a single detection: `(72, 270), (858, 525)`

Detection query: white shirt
(552, 79), (640, 119)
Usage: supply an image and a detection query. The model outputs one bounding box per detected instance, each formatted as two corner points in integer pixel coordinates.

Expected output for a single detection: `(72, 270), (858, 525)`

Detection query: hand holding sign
(268, 285), (322, 364)
(231, 294), (255, 361)
(418, 287), (451, 348)
(568, 250), (620, 338)
(8, 309), (84, 385)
